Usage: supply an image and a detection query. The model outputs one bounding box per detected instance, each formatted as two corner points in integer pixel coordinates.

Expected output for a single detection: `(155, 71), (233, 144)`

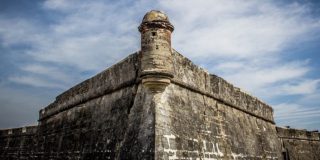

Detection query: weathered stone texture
(277, 127), (320, 160)
(139, 10), (175, 93)
(171, 50), (274, 123)
(39, 52), (139, 121)
(0, 52), (155, 160)
(155, 52), (282, 159)
(36, 86), (139, 159)
(0, 10), (319, 160)
(0, 126), (38, 159)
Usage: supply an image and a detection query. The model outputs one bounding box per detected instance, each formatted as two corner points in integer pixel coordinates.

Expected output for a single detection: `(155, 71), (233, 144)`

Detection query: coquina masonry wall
(154, 50), (282, 159)
(277, 127), (320, 160)
(1, 10), (319, 160)
(0, 50), (319, 160)
(0, 126), (38, 159)
(1, 52), (157, 160)
(35, 52), (156, 160)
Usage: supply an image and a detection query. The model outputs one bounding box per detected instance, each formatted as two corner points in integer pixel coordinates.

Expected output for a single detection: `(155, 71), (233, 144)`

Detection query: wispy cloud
(274, 103), (320, 120)
(21, 65), (72, 83)
(158, 0), (320, 129)
(273, 103), (320, 130)
(0, 85), (53, 128)
(0, 0), (320, 129)
(8, 76), (65, 89)
(0, 18), (40, 46)
(161, 0), (320, 59)
(0, 0), (150, 89)
(216, 59), (312, 97)
(275, 79), (320, 95)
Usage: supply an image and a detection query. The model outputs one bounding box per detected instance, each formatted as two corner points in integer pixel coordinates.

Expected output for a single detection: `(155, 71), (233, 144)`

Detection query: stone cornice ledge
(171, 78), (275, 124)
(39, 78), (138, 121)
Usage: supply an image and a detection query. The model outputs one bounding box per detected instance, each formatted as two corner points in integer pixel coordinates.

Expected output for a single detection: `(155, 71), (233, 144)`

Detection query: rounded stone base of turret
(142, 77), (171, 93)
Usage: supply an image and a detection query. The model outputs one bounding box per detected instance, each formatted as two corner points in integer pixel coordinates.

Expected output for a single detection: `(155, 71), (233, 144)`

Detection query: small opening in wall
(282, 149), (290, 160)
(152, 32), (156, 36)
(156, 45), (159, 50)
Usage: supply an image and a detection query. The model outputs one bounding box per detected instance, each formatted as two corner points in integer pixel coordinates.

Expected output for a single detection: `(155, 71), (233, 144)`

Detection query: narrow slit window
(152, 32), (156, 36)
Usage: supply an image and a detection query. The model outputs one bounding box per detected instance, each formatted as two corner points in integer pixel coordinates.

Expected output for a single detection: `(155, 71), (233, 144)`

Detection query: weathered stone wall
(1, 85), (156, 160)
(277, 127), (320, 160)
(36, 85), (140, 159)
(1, 8), (319, 159)
(39, 53), (139, 121)
(0, 52), (156, 160)
(155, 50), (282, 159)
(34, 52), (156, 159)
(0, 126), (38, 159)
(171, 50), (274, 123)
(1, 50), (319, 160)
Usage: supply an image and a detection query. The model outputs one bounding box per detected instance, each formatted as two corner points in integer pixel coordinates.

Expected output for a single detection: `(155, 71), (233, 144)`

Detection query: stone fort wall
(1, 10), (319, 160)
(154, 50), (281, 159)
(0, 52), (156, 159)
(277, 127), (320, 160)
(0, 126), (38, 159)
(1, 50), (320, 159)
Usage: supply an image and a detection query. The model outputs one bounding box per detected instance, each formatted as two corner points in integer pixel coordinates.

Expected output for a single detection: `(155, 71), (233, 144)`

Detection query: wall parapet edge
(171, 79), (275, 124)
(0, 125), (38, 137)
(39, 52), (139, 121)
(210, 74), (274, 121)
(277, 126), (320, 141)
(172, 49), (274, 123)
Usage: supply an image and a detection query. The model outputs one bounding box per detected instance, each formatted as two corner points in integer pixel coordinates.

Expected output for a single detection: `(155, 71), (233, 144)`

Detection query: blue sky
(0, 0), (319, 130)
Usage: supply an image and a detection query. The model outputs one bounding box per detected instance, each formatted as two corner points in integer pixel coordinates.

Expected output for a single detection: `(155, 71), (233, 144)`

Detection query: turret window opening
(152, 32), (156, 36)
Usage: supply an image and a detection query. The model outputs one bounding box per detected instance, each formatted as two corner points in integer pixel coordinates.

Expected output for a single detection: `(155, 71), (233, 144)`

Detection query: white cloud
(273, 103), (320, 130)
(0, 0), (150, 90)
(29, 3), (141, 71)
(1, 0), (318, 74)
(0, 0), (320, 129)
(21, 64), (72, 83)
(0, 18), (41, 46)
(215, 60), (311, 96)
(274, 103), (320, 120)
(43, 0), (73, 10)
(158, 1), (320, 119)
(297, 93), (320, 106)
(8, 76), (66, 89)
(160, 0), (320, 59)
(1, 0), (148, 72)
(213, 59), (320, 105)
(276, 79), (320, 95)
(0, 85), (53, 128)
